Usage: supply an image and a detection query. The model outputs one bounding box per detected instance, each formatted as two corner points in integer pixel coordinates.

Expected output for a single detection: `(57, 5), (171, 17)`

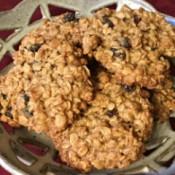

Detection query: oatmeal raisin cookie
(92, 7), (175, 88)
(150, 75), (175, 122)
(93, 69), (153, 141)
(0, 38), (93, 133)
(53, 93), (145, 172)
(51, 69), (153, 172)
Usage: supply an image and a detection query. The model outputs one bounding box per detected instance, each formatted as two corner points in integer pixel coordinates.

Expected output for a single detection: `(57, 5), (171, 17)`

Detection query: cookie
(95, 40), (170, 89)
(94, 69), (153, 141)
(0, 37), (93, 133)
(14, 12), (83, 65)
(53, 93), (145, 172)
(150, 75), (175, 122)
(51, 69), (153, 172)
(0, 88), (20, 128)
(91, 7), (175, 88)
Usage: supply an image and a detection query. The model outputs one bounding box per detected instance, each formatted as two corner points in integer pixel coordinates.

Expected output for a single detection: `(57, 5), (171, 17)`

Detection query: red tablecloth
(0, 0), (175, 174)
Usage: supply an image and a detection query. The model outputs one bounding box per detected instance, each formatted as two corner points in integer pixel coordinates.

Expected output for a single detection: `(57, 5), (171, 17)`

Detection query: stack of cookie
(0, 6), (175, 172)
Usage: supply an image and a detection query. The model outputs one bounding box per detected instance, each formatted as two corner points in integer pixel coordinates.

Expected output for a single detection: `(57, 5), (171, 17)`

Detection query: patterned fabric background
(147, 0), (175, 16)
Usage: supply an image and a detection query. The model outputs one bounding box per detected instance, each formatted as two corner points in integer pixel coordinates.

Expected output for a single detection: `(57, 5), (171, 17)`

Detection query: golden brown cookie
(91, 7), (175, 88)
(51, 69), (153, 172)
(150, 74), (175, 122)
(0, 38), (93, 133)
(53, 93), (145, 172)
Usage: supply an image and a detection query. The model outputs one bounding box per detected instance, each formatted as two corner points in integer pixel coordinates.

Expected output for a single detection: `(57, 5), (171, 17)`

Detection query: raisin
(151, 47), (157, 51)
(141, 89), (151, 99)
(0, 104), (3, 110)
(116, 37), (131, 49)
(121, 84), (135, 92)
(75, 42), (82, 48)
(107, 108), (117, 117)
(1, 93), (7, 99)
(29, 44), (41, 53)
(102, 15), (114, 28)
(63, 13), (76, 22)
(5, 107), (13, 119)
(23, 94), (30, 105)
(23, 109), (33, 116)
(110, 48), (126, 60)
(20, 61), (25, 66)
(134, 14), (141, 25)
(123, 17), (128, 22)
